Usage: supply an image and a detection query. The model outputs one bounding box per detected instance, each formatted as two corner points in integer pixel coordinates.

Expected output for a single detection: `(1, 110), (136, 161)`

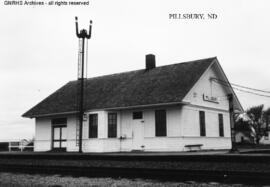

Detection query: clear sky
(1, 0), (270, 140)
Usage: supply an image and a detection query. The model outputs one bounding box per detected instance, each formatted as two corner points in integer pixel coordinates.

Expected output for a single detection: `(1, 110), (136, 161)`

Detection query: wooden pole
(78, 38), (85, 153)
(75, 17), (92, 153)
(228, 93), (237, 152)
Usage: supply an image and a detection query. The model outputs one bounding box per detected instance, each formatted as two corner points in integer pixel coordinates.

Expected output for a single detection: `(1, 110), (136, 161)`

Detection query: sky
(0, 0), (270, 140)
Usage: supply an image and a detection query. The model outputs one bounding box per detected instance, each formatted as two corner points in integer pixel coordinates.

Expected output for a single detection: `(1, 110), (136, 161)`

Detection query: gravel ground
(0, 172), (255, 187)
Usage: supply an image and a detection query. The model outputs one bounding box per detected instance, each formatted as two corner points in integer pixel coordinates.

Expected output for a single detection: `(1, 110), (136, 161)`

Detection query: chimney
(145, 54), (156, 70)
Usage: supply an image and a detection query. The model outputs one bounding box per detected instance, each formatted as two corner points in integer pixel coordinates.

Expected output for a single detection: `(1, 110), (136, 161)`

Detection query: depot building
(23, 55), (243, 152)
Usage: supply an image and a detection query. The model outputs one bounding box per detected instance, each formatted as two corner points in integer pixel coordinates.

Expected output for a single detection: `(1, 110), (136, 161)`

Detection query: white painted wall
(183, 62), (230, 111)
(34, 105), (232, 152)
(34, 118), (51, 152)
(143, 110), (155, 138)
(66, 116), (78, 152)
(120, 111), (132, 138)
(34, 111), (121, 152)
(81, 110), (122, 152)
(118, 106), (231, 152)
(143, 137), (231, 151)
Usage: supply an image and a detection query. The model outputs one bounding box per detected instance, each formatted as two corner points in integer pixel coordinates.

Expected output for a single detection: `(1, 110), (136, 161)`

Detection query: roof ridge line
(69, 57), (217, 82)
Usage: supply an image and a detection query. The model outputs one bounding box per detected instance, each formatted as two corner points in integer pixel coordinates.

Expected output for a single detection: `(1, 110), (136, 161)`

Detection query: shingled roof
(22, 57), (216, 118)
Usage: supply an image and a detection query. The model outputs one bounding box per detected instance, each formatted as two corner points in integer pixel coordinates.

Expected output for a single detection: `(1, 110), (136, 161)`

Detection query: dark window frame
(219, 113), (224, 137)
(155, 110), (167, 137)
(199, 111), (206, 136)
(89, 114), (98, 138)
(133, 111), (143, 119)
(52, 125), (67, 149)
(108, 113), (117, 138)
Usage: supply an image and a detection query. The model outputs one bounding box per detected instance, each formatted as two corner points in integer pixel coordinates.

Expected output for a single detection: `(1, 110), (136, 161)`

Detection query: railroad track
(0, 153), (270, 185)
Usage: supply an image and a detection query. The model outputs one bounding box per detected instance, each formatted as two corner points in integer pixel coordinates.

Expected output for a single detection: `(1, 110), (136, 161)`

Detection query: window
(89, 114), (98, 138)
(52, 118), (67, 125)
(133, 111), (143, 119)
(155, 110), (167, 137)
(219, 114), (224, 137)
(108, 113), (117, 138)
(199, 111), (206, 136)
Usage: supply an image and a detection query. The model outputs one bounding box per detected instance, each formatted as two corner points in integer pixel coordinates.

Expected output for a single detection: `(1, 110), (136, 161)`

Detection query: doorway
(52, 125), (67, 152)
(132, 119), (144, 150)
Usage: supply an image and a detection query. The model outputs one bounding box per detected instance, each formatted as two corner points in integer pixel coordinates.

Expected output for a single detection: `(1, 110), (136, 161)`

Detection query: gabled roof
(22, 57), (216, 118)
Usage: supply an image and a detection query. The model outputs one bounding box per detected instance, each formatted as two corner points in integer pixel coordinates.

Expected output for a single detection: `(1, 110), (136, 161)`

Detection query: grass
(236, 143), (270, 150)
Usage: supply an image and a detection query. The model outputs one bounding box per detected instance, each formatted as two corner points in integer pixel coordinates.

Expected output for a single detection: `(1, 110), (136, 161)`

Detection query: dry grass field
(0, 172), (254, 187)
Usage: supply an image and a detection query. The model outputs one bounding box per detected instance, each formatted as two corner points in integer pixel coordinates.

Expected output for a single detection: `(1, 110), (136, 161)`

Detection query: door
(52, 125), (67, 151)
(132, 120), (144, 150)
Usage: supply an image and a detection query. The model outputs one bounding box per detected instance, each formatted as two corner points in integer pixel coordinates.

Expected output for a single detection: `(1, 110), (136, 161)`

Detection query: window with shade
(89, 114), (98, 138)
(108, 113), (117, 138)
(155, 110), (167, 137)
(199, 111), (206, 136)
(219, 113), (224, 137)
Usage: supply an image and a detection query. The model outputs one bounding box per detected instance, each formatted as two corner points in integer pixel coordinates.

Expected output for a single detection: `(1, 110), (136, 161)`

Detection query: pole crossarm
(75, 17), (92, 39)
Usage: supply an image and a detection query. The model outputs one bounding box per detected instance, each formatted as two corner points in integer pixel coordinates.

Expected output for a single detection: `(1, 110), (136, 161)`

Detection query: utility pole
(75, 17), (92, 153)
(228, 93), (237, 152)
(266, 115), (269, 137)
